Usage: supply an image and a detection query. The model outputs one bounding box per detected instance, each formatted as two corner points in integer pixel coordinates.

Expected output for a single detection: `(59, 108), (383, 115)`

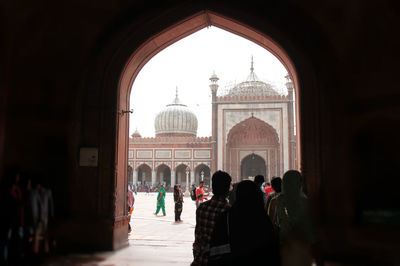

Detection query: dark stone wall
(1, 0), (399, 262)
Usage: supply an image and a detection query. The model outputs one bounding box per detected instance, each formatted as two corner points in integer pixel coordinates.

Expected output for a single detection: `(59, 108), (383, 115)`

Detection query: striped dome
(154, 92), (198, 137)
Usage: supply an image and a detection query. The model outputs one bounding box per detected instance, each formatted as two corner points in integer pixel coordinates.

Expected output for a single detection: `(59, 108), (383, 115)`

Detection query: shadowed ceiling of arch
(227, 116), (279, 146)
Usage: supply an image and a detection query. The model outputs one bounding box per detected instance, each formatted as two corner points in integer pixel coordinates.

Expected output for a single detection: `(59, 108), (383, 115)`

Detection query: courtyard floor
(43, 192), (196, 265)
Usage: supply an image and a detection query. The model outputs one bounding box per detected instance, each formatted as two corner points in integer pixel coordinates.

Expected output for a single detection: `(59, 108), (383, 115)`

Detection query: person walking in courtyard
(174, 184), (184, 222)
(154, 184), (166, 216)
(191, 171), (231, 266)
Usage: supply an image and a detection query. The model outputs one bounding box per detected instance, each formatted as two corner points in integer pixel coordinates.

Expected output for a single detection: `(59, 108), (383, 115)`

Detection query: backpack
(190, 187), (197, 201)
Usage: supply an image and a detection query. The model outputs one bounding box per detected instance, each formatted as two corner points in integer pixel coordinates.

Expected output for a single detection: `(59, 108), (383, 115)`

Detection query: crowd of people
(191, 170), (315, 266)
(130, 169), (315, 266)
(0, 169), (55, 265)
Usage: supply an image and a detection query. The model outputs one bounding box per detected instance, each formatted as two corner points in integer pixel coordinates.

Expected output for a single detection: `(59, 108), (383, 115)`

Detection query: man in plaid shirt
(191, 171), (232, 266)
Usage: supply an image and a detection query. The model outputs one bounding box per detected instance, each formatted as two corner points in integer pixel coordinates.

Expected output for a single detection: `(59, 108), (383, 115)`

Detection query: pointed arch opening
(241, 153), (267, 180)
(108, 10), (305, 250)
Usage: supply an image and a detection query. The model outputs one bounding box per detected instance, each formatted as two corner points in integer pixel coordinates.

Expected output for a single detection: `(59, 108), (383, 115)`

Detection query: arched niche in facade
(194, 163), (211, 187)
(156, 164), (171, 189)
(227, 116), (279, 146)
(127, 165), (133, 186)
(174, 164), (190, 189)
(240, 153), (266, 180)
(136, 163), (152, 185)
(226, 117), (280, 181)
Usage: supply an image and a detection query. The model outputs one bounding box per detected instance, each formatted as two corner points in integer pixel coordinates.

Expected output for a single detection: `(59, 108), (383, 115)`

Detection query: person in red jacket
(195, 181), (209, 209)
(264, 181), (274, 197)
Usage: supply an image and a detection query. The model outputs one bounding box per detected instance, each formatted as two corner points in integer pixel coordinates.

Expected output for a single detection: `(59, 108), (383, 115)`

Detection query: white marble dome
(154, 91), (198, 137)
(225, 57), (280, 97)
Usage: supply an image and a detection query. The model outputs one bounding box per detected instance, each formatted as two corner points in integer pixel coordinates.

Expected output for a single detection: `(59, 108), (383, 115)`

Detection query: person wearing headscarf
(228, 180), (279, 266)
(173, 184), (184, 222)
(268, 170), (315, 266)
(154, 184), (166, 216)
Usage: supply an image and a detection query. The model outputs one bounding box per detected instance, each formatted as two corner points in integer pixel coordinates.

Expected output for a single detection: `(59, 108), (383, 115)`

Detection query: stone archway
(99, 9), (313, 250)
(156, 164), (171, 190)
(175, 164), (190, 191)
(194, 164), (211, 188)
(226, 116), (279, 181)
(136, 164), (152, 186)
(127, 165), (133, 186)
(241, 153), (266, 180)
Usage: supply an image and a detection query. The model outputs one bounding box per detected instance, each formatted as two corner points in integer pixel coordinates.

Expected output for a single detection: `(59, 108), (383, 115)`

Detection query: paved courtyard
(44, 192), (196, 265)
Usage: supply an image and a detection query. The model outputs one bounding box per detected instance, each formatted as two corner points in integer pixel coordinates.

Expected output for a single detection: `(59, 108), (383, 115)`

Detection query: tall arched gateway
(91, 9), (321, 250)
(226, 116), (280, 182)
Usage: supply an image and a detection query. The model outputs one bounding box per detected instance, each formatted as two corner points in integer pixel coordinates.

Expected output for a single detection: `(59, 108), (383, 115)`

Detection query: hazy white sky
(129, 26), (288, 137)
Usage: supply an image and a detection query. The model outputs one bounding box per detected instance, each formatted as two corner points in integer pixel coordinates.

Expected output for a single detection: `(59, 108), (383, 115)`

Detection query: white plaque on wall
(175, 150), (191, 159)
(137, 150), (152, 159)
(194, 150), (211, 158)
(128, 151), (134, 158)
(156, 150), (171, 158)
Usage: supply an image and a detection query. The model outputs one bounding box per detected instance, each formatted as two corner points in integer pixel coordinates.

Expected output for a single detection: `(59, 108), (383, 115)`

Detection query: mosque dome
(154, 88), (198, 137)
(226, 57), (280, 97)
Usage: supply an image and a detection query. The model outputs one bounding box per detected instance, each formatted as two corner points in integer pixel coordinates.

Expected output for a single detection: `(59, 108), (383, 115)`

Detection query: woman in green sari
(154, 184), (166, 216)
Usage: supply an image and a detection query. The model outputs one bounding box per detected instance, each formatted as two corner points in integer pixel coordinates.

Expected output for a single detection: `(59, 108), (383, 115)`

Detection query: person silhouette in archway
(268, 170), (315, 266)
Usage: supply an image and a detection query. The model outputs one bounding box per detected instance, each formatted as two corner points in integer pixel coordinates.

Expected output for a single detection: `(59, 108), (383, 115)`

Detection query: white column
(151, 171), (157, 186)
(171, 171), (176, 187)
(190, 171), (195, 186)
(133, 170), (138, 185)
(184, 169), (190, 197)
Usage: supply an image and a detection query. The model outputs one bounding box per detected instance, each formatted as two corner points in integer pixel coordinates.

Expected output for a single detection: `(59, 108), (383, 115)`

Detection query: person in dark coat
(173, 184), (184, 222)
(228, 180), (279, 266)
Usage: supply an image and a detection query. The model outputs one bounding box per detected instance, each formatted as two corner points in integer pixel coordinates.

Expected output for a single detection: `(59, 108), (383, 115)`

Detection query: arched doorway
(103, 9), (311, 250)
(156, 164), (171, 190)
(241, 153), (266, 180)
(194, 164), (211, 188)
(175, 164), (190, 191)
(127, 165), (133, 186)
(226, 117), (280, 181)
(136, 164), (152, 186)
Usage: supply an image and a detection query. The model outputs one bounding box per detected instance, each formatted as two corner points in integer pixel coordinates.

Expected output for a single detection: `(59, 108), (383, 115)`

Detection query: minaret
(285, 73), (296, 169)
(209, 71), (219, 174)
(247, 56), (259, 81)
